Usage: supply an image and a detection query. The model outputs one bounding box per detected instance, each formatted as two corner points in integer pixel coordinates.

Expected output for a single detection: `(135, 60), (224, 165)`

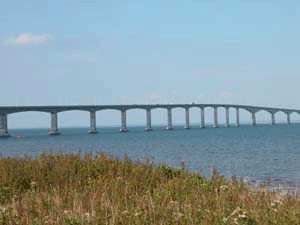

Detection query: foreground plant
(0, 152), (299, 224)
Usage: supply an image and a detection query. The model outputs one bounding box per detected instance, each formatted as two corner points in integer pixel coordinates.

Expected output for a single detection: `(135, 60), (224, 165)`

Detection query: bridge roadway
(0, 104), (299, 137)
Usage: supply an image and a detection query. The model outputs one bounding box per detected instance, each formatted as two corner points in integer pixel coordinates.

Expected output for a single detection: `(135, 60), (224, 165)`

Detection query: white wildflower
(220, 185), (229, 191)
(234, 217), (239, 225)
(239, 213), (247, 218)
(30, 181), (37, 188)
(0, 207), (6, 213)
(273, 200), (283, 205)
(134, 212), (142, 216)
(230, 207), (241, 216)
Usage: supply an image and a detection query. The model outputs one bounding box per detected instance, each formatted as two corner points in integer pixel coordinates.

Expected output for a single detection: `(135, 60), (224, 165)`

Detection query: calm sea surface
(1, 123), (300, 192)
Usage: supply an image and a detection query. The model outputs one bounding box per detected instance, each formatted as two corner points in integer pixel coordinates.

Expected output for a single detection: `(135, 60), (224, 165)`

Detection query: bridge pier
(120, 110), (128, 132)
(89, 111), (98, 134)
(287, 113), (291, 125)
(0, 114), (10, 138)
(167, 108), (173, 130)
(185, 108), (190, 129)
(145, 109), (152, 131)
(214, 107), (218, 128)
(48, 112), (61, 135)
(271, 113), (275, 125)
(200, 108), (205, 128)
(225, 107), (230, 128)
(251, 112), (256, 126)
(236, 108), (240, 127)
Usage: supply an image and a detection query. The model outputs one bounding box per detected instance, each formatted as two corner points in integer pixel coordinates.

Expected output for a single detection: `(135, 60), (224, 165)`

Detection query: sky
(1, 0), (300, 129)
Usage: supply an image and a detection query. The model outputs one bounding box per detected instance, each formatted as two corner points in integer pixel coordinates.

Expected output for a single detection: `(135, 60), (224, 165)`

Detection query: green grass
(0, 152), (299, 224)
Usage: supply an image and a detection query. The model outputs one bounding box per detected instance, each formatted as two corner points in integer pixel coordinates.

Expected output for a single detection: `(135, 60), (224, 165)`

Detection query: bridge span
(0, 104), (299, 137)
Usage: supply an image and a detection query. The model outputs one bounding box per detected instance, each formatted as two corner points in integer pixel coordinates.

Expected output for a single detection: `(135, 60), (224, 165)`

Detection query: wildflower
(230, 207), (241, 216)
(134, 212), (142, 216)
(243, 177), (250, 185)
(234, 218), (239, 225)
(220, 185), (229, 191)
(271, 208), (277, 212)
(223, 217), (228, 222)
(273, 200), (283, 205)
(85, 212), (90, 218)
(239, 213), (247, 218)
(0, 207), (6, 213)
(30, 181), (37, 188)
(64, 210), (71, 215)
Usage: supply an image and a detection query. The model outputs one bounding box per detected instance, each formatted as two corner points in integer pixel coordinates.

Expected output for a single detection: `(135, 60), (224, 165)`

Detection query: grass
(0, 152), (299, 224)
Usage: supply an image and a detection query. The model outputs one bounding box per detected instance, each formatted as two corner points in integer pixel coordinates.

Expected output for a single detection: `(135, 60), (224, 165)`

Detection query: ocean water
(1, 123), (300, 192)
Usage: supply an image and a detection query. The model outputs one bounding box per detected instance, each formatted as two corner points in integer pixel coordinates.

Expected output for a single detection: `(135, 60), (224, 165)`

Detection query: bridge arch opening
(58, 110), (90, 128)
(8, 111), (49, 130)
(228, 107), (237, 126)
(255, 110), (272, 125)
(238, 108), (252, 125)
(290, 112), (300, 123)
(171, 107), (185, 128)
(96, 109), (121, 128)
(189, 107), (200, 127)
(126, 108), (148, 128)
(274, 111), (288, 124)
(217, 107), (226, 127)
(150, 108), (167, 129)
(203, 107), (214, 127)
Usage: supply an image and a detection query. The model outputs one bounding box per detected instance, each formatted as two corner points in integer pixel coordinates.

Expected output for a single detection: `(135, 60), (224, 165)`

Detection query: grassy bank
(0, 152), (299, 224)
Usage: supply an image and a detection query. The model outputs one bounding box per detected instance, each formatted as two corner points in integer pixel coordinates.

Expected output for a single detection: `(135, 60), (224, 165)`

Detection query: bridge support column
(214, 107), (218, 128)
(271, 113), (275, 125)
(251, 112), (256, 127)
(120, 110), (128, 132)
(200, 108), (205, 128)
(225, 107), (230, 128)
(185, 108), (190, 129)
(167, 108), (173, 130)
(145, 109), (152, 131)
(49, 112), (61, 135)
(287, 113), (291, 125)
(89, 111), (98, 134)
(236, 108), (240, 127)
(0, 114), (10, 138)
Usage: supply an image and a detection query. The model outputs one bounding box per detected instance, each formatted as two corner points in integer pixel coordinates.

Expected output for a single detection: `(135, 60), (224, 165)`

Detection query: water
(1, 123), (300, 193)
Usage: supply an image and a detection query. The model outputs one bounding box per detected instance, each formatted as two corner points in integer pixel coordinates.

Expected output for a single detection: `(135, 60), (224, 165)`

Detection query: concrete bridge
(0, 104), (299, 137)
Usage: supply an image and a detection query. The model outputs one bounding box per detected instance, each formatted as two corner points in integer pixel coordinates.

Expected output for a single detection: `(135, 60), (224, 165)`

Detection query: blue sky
(1, 0), (300, 128)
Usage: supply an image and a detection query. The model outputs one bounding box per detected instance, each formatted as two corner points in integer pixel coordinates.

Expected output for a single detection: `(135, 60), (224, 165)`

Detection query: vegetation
(0, 152), (299, 224)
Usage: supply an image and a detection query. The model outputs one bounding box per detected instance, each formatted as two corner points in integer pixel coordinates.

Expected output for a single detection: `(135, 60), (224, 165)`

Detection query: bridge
(0, 104), (299, 137)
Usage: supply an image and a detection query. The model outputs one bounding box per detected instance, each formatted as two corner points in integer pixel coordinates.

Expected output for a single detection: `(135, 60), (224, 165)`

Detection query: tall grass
(0, 152), (299, 224)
